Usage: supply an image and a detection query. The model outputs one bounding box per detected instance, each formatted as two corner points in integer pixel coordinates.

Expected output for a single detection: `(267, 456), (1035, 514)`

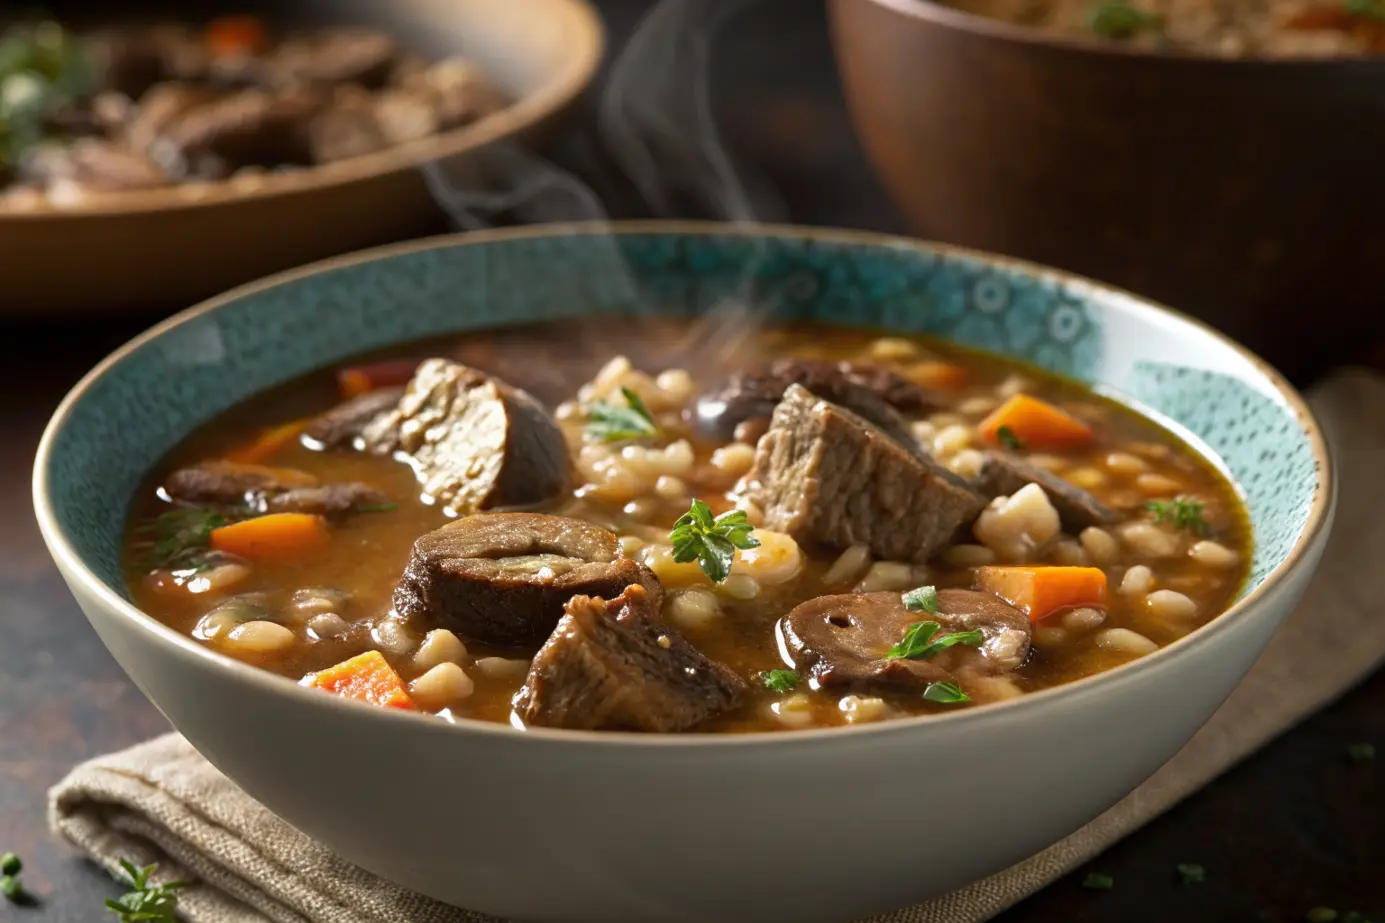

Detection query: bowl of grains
(828, 0), (1385, 384)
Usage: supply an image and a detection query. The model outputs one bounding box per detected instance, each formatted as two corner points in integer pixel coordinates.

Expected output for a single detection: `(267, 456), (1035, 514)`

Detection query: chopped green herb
(105, 860), (186, 923)
(886, 620), (983, 661)
(761, 669), (800, 694)
(1081, 872), (1115, 890)
(1307, 909), (1339, 923)
(0, 21), (97, 171)
(1146, 496), (1209, 535)
(996, 425), (1025, 451)
(134, 508), (228, 571)
(0, 875), (20, 902)
(1346, 0), (1385, 21)
(669, 499), (760, 584)
(901, 585), (939, 614)
(356, 502), (400, 514)
(1346, 742), (1376, 763)
(1176, 862), (1206, 884)
(1086, 0), (1162, 38)
(586, 387), (658, 443)
(923, 681), (970, 704)
(0, 854), (19, 877)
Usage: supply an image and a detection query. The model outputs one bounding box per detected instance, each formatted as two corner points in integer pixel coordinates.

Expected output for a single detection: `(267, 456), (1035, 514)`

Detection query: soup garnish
(123, 319), (1250, 733)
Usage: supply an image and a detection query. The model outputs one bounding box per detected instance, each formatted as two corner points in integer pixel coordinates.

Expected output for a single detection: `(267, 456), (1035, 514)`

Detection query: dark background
(0, 1), (1380, 921)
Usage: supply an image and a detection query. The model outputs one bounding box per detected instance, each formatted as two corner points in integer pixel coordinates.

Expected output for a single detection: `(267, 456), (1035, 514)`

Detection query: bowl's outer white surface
(54, 520), (1327, 923)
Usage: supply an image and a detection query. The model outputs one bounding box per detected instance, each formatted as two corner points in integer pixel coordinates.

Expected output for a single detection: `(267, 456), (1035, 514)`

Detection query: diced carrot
(224, 419), (310, 465)
(976, 566), (1108, 623)
(909, 361), (969, 390)
(301, 651), (416, 710)
(209, 513), (330, 561)
(978, 394), (1096, 450)
(337, 360), (421, 399)
(204, 15), (269, 57)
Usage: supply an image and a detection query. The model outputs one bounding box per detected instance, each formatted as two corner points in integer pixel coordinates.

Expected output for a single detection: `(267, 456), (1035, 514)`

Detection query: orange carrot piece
(209, 513), (330, 561)
(204, 15), (269, 57)
(976, 566), (1108, 623)
(978, 394), (1096, 450)
(909, 361), (969, 390)
(224, 419), (309, 465)
(336, 360), (420, 399)
(301, 651), (416, 710)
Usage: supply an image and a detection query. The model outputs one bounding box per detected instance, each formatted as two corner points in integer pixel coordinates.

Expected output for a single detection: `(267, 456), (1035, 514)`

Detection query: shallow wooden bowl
(828, 0), (1385, 382)
(0, 0), (604, 317)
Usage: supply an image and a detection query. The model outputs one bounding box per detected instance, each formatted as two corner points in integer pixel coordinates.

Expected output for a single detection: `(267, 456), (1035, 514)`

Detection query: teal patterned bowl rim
(32, 220), (1335, 745)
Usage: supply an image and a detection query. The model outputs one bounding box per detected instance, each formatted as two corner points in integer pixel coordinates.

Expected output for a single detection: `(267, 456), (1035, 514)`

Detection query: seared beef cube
(695, 357), (942, 444)
(393, 513), (661, 648)
(360, 359), (569, 515)
(783, 589), (1032, 694)
(164, 460), (317, 508)
(974, 452), (1115, 532)
(21, 139), (169, 193)
(153, 87), (325, 174)
(265, 483), (389, 518)
(267, 29), (397, 88)
(514, 584), (746, 732)
(124, 83), (223, 154)
(743, 385), (984, 563)
(303, 386), (405, 449)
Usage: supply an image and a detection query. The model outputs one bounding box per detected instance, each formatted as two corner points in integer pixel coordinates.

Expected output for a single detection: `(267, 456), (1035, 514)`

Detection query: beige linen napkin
(50, 369), (1385, 923)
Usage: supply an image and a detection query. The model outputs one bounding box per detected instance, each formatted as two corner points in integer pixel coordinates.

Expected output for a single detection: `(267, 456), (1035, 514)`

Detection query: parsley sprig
(885, 620), (983, 661)
(923, 681), (970, 704)
(586, 387), (658, 443)
(761, 669), (800, 693)
(1146, 496), (1209, 535)
(669, 499), (760, 583)
(133, 508), (228, 571)
(105, 860), (186, 922)
(996, 425), (1025, 451)
(1086, 0), (1163, 38)
(902, 585), (939, 614)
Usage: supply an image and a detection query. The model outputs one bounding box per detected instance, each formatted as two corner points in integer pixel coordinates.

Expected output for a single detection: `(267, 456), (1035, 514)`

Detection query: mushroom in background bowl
(0, 0), (602, 316)
(828, 0), (1385, 384)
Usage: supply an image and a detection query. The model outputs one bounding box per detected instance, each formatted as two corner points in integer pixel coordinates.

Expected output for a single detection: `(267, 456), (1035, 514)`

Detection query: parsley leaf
(762, 669), (800, 693)
(1346, 742), (1376, 763)
(901, 585), (939, 613)
(1146, 496), (1209, 535)
(923, 681), (970, 704)
(1081, 872), (1115, 890)
(586, 387), (658, 443)
(105, 860), (186, 922)
(1086, 0), (1162, 38)
(996, 425), (1025, 451)
(1176, 863), (1206, 884)
(1346, 0), (1385, 21)
(886, 621), (983, 661)
(134, 508), (228, 571)
(669, 499), (760, 584)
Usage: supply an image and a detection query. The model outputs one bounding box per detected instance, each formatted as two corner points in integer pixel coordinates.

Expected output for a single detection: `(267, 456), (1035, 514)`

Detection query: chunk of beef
(974, 452), (1116, 532)
(742, 385), (984, 563)
(782, 589), (1032, 694)
(163, 460), (385, 518)
(124, 83), (224, 154)
(393, 513), (662, 648)
(360, 359), (569, 514)
(152, 87), (325, 176)
(695, 357), (943, 444)
(20, 139), (170, 193)
(266, 29), (397, 89)
(514, 584), (745, 732)
(303, 386), (406, 449)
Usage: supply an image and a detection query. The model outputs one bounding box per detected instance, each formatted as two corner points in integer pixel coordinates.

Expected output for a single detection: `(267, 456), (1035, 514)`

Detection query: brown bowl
(828, 0), (1385, 382)
(0, 0), (603, 318)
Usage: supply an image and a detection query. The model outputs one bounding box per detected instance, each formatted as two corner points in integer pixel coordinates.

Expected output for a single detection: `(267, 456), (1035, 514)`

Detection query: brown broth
(123, 318), (1250, 733)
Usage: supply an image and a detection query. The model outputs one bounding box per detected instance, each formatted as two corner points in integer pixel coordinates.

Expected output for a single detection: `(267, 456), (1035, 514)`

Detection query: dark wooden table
(1, 1), (1381, 920)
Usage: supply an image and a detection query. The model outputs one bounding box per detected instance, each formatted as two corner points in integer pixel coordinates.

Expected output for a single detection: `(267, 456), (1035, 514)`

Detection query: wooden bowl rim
(0, 0), (605, 222)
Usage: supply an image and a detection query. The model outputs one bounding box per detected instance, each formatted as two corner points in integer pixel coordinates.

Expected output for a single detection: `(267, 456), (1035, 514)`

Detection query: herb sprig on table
(105, 860), (186, 923)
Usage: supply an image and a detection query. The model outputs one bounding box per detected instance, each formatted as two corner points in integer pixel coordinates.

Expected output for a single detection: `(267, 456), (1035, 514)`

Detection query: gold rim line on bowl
(31, 220), (1336, 747)
(0, 0), (605, 221)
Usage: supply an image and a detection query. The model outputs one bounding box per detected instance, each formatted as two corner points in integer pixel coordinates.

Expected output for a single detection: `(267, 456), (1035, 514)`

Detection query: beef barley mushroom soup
(122, 319), (1249, 733)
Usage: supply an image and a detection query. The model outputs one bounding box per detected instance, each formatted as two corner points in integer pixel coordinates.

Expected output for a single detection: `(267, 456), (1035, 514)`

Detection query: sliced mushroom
(782, 589), (1032, 693)
(392, 513), (662, 648)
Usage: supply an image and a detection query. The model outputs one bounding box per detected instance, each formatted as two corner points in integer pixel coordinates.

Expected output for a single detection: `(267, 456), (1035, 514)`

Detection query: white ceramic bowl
(34, 224), (1334, 923)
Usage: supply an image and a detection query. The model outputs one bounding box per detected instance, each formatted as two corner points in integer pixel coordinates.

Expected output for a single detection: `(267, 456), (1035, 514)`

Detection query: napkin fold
(50, 369), (1385, 923)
